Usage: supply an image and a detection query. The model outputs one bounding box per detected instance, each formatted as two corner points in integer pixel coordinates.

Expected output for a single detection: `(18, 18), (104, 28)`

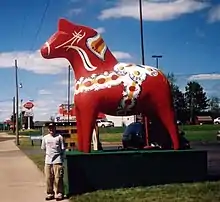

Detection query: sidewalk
(0, 133), (69, 202)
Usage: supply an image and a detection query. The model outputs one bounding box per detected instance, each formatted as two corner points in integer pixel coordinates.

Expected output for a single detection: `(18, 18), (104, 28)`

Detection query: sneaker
(55, 193), (63, 201)
(45, 194), (54, 200)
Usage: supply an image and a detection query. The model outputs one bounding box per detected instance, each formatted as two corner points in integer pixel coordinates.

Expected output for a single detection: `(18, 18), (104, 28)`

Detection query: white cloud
(67, 8), (83, 16)
(98, 0), (210, 21)
(33, 93), (75, 120)
(38, 89), (52, 95)
(0, 101), (15, 122)
(188, 74), (220, 80)
(0, 90), (71, 122)
(58, 79), (74, 86)
(0, 50), (131, 74)
(112, 51), (132, 59)
(95, 27), (105, 34)
(0, 50), (69, 74)
(207, 5), (220, 23)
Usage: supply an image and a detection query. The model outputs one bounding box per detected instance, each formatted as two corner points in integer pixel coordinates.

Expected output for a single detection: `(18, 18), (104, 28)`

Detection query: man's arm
(41, 136), (46, 150)
(59, 135), (65, 152)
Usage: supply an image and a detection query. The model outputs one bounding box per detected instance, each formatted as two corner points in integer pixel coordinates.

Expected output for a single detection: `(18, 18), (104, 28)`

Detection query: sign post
(23, 101), (34, 129)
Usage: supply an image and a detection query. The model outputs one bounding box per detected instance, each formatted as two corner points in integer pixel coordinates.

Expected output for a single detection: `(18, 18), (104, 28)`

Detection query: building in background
(55, 104), (135, 126)
(105, 115), (135, 127)
(55, 104), (106, 122)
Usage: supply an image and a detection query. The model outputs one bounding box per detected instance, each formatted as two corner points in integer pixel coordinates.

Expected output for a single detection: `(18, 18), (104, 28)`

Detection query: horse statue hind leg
(149, 92), (180, 150)
(40, 18), (180, 153)
(137, 71), (180, 150)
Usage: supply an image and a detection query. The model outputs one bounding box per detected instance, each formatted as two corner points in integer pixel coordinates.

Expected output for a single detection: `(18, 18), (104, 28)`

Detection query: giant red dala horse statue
(40, 18), (180, 153)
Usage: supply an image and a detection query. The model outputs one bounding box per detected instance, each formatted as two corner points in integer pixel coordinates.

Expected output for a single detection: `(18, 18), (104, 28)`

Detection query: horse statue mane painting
(40, 18), (180, 153)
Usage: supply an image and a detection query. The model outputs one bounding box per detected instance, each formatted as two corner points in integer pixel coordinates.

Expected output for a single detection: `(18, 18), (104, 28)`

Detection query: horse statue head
(40, 18), (118, 79)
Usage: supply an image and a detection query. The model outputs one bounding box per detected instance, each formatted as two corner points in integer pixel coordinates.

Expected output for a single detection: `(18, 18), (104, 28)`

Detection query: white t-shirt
(41, 133), (65, 165)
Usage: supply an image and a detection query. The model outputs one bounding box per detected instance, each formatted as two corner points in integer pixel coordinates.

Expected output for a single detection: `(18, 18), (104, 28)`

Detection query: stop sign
(23, 101), (34, 110)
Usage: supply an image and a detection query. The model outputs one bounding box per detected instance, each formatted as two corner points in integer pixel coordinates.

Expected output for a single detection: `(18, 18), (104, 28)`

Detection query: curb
(102, 142), (121, 145)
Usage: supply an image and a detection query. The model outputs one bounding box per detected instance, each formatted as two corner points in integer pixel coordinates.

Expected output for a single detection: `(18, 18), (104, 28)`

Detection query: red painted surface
(23, 101), (34, 110)
(40, 18), (180, 153)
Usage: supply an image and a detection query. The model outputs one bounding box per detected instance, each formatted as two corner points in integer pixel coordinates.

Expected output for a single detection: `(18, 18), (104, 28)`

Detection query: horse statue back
(40, 18), (180, 153)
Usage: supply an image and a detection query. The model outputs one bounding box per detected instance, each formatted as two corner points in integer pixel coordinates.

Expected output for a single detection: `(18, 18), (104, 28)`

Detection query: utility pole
(67, 65), (71, 123)
(12, 96), (15, 134)
(152, 55), (163, 69)
(15, 59), (19, 145)
(20, 99), (23, 130)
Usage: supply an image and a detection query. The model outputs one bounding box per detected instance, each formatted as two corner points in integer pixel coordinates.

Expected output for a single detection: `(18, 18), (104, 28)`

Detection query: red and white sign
(23, 101), (34, 110)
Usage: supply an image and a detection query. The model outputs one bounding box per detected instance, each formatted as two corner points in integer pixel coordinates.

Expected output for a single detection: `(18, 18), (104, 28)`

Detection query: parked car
(214, 117), (220, 124)
(96, 119), (114, 127)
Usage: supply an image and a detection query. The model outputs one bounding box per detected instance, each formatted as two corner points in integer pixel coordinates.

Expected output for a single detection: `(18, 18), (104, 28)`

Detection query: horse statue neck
(66, 40), (118, 81)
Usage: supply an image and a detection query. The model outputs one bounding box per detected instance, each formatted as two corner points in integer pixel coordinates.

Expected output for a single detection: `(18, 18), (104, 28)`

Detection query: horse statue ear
(58, 18), (75, 33)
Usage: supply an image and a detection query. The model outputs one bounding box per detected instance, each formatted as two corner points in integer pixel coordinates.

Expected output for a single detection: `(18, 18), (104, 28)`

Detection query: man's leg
(53, 163), (64, 200)
(44, 164), (55, 200)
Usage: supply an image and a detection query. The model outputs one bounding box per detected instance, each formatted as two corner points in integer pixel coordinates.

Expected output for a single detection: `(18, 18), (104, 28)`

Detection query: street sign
(23, 101), (34, 110)
(24, 111), (34, 117)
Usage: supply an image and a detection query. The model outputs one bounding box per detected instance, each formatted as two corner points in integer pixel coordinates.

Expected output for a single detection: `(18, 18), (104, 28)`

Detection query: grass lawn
(7, 129), (41, 136)
(69, 181), (220, 202)
(7, 124), (220, 136)
(17, 135), (220, 202)
(8, 124), (220, 143)
(18, 137), (44, 171)
(99, 130), (218, 143)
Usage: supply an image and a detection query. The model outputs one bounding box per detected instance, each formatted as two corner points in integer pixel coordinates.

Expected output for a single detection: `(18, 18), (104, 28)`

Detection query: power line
(0, 99), (14, 103)
(165, 71), (220, 77)
(22, 0), (51, 67)
(30, 0), (51, 51)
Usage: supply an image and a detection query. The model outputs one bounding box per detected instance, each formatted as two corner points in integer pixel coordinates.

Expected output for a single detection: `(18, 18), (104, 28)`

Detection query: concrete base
(63, 149), (208, 196)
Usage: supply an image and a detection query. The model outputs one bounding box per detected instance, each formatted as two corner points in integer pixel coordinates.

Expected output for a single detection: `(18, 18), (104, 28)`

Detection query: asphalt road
(190, 142), (220, 177)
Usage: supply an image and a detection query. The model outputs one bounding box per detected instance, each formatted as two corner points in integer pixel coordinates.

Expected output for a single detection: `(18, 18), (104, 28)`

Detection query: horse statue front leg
(75, 106), (84, 152)
(79, 107), (98, 153)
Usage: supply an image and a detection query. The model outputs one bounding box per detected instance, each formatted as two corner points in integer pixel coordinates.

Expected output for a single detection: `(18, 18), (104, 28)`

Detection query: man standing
(41, 122), (65, 201)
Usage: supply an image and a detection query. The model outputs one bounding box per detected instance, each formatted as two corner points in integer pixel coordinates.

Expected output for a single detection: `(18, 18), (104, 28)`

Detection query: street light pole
(12, 96), (15, 134)
(137, 0), (149, 146)
(139, 0), (145, 66)
(135, 0), (146, 123)
(15, 59), (19, 145)
(20, 99), (23, 130)
(67, 65), (71, 123)
(152, 55), (163, 69)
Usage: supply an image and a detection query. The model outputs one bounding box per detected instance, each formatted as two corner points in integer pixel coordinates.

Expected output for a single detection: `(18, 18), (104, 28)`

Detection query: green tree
(167, 72), (176, 85)
(209, 96), (220, 117)
(166, 73), (187, 122)
(10, 114), (15, 123)
(10, 113), (21, 126)
(184, 81), (209, 122)
(50, 116), (55, 122)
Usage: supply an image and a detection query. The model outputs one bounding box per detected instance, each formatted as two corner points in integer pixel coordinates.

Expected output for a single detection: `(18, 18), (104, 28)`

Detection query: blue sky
(0, 0), (220, 121)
